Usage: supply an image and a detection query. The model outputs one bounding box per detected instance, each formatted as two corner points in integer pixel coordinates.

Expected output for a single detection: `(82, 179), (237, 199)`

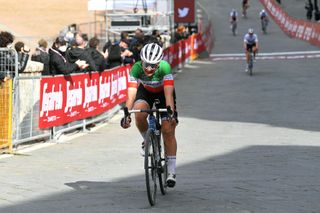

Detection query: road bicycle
(247, 49), (254, 76)
(261, 17), (269, 34)
(230, 20), (237, 36)
(242, 3), (249, 18)
(123, 103), (169, 206)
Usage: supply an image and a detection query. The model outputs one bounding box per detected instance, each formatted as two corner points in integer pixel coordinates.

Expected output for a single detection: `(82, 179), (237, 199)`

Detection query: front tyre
(144, 129), (157, 206)
(158, 136), (168, 195)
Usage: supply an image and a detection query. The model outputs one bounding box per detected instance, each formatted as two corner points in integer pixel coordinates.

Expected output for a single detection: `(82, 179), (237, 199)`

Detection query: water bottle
(148, 115), (156, 130)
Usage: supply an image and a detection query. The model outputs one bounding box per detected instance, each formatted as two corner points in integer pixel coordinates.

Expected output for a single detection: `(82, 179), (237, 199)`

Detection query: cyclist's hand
(120, 116), (131, 129)
(166, 106), (179, 125)
(121, 107), (131, 129)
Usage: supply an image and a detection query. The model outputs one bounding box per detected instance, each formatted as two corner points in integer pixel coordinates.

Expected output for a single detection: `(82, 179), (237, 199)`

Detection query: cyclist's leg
(133, 85), (153, 141)
(253, 44), (257, 58)
(157, 90), (178, 187)
(246, 44), (251, 64)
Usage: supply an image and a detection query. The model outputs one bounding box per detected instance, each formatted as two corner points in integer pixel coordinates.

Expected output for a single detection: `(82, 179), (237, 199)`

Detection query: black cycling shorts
(246, 43), (256, 51)
(134, 84), (178, 120)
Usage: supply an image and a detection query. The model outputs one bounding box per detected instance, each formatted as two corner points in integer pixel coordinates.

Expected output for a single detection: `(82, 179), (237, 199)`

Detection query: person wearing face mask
(0, 31), (30, 79)
(47, 37), (88, 76)
(120, 39), (134, 65)
(65, 33), (97, 72)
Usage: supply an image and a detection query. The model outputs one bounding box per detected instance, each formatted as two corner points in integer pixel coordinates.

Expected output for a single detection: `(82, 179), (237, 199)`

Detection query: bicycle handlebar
(122, 106), (171, 115)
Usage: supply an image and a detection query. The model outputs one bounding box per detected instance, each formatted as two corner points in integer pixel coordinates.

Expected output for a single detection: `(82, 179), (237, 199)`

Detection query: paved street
(1, 0), (320, 212)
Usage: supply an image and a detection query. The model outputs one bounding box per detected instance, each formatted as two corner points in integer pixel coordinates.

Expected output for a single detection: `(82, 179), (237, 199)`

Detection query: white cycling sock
(140, 131), (147, 141)
(167, 156), (176, 174)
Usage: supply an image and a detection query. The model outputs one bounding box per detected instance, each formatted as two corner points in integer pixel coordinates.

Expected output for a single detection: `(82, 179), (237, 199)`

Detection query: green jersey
(128, 60), (174, 93)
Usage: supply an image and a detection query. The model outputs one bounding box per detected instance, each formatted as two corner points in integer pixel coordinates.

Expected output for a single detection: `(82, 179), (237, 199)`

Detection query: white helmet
(140, 43), (163, 64)
(248, 28), (254, 34)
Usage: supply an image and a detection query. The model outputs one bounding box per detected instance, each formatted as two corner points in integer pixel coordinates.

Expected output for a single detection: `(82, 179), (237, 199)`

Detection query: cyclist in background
(259, 9), (269, 33)
(242, 0), (249, 17)
(230, 9), (238, 35)
(243, 28), (259, 72)
(120, 43), (178, 188)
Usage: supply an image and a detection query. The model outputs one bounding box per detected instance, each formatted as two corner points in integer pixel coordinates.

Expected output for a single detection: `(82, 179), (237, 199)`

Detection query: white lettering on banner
(163, 53), (169, 62)
(110, 73), (118, 99)
(303, 27), (312, 40)
(296, 25), (305, 38)
(185, 43), (189, 54)
(40, 83), (63, 117)
(83, 78), (98, 108)
(285, 20), (290, 31)
(65, 81), (82, 113)
(281, 14), (286, 25)
(118, 71), (127, 92)
(275, 9), (280, 20)
(98, 76), (111, 104)
(168, 52), (173, 64)
(117, 71), (127, 99)
(267, 1), (272, 11)
(292, 24), (298, 33)
(178, 46), (182, 58)
(194, 38), (198, 50)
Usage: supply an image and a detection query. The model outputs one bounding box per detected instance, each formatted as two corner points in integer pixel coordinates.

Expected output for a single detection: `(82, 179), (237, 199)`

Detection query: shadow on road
(1, 145), (319, 213)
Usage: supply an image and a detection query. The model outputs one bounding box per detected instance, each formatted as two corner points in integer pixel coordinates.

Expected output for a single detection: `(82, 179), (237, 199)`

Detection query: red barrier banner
(39, 66), (130, 128)
(260, 0), (320, 47)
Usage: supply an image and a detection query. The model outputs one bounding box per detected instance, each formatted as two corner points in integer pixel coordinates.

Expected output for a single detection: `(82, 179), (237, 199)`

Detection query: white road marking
(210, 51), (320, 61)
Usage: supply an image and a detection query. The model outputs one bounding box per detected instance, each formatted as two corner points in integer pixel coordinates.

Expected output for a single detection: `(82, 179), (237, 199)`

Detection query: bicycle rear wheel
(144, 129), (157, 206)
(157, 136), (168, 195)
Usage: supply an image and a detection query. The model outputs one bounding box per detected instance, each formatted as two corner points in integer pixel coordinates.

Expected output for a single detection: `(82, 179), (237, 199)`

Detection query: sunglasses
(142, 61), (159, 70)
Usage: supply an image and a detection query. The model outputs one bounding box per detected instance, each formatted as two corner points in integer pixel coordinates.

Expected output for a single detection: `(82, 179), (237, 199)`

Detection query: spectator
(66, 33), (97, 72)
(107, 42), (122, 69)
(119, 39), (134, 65)
(174, 25), (188, 42)
(31, 38), (49, 73)
(47, 37), (88, 76)
(82, 33), (89, 48)
(86, 37), (108, 72)
(130, 28), (144, 50)
(121, 31), (130, 40)
(15, 41), (43, 72)
(130, 37), (144, 62)
(152, 29), (163, 46)
(0, 31), (29, 79)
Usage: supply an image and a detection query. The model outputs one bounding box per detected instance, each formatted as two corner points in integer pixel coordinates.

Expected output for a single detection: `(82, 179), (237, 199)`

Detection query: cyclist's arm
(243, 41), (248, 51)
(126, 87), (137, 110)
(161, 61), (175, 111)
(255, 37), (259, 49)
(126, 63), (140, 110)
(164, 85), (175, 112)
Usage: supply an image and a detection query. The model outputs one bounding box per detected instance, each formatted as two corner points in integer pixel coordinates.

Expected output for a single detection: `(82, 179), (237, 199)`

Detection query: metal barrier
(13, 73), (51, 145)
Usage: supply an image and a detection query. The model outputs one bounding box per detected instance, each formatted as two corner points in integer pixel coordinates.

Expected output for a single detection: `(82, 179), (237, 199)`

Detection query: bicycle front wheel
(249, 53), (254, 76)
(144, 129), (157, 206)
(157, 135), (168, 195)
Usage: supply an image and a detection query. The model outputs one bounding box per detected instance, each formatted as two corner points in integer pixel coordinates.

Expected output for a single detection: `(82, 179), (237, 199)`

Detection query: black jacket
(86, 48), (107, 72)
(47, 48), (78, 76)
(66, 47), (97, 72)
(31, 47), (49, 73)
(107, 44), (122, 69)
